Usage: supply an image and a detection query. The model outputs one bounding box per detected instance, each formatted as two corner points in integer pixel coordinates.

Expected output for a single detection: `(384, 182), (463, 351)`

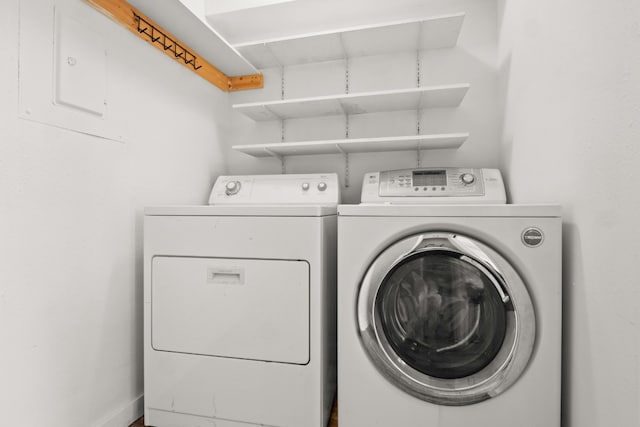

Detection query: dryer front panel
(152, 256), (310, 365)
(357, 232), (535, 406)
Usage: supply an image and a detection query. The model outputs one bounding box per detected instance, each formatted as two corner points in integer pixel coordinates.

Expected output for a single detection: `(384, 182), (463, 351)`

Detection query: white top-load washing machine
(338, 168), (561, 427)
(144, 174), (339, 427)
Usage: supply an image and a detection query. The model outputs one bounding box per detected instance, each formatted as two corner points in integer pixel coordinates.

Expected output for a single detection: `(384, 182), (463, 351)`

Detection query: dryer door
(358, 232), (535, 406)
(152, 256), (310, 365)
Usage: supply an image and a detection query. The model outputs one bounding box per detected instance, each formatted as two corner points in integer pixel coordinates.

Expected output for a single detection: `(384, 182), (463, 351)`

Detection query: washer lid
(145, 204), (337, 217)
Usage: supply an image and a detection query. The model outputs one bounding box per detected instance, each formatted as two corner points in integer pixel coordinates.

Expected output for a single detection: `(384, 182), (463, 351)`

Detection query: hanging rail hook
(162, 34), (173, 51)
(174, 44), (185, 58)
(184, 52), (195, 66)
(134, 13), (150, 36)
(150, 27), (160, 43)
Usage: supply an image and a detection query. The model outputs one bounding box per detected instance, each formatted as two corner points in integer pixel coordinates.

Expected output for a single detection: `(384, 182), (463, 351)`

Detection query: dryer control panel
(361, 168), (506, 204)
(209, 173), (340, 205)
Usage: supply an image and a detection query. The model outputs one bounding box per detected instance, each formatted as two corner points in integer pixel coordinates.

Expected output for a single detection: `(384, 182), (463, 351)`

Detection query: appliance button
(318, 182), (328, 191)
(460, 173), (476, 185)
(225, 180), (241, 195)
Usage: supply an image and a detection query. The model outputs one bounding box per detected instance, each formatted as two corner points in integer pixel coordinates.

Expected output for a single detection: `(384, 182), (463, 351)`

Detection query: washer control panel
(361, 168), (506, 204)
(209, 173), (340, 205)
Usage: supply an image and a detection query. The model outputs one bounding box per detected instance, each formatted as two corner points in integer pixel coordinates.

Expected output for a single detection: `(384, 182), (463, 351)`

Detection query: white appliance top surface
(145, 204), (337, 217)
(338, 204), (561, 217)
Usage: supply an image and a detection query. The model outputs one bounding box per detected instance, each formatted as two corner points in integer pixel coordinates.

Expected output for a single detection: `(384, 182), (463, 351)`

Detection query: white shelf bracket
(263, 147), (283, 161)
(262, 105), (282, 120)
(338, 32), (348, 59)
(265, 43), (284, 69)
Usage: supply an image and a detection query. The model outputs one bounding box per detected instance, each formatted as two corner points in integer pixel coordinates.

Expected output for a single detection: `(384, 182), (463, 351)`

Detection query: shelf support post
(416, 44), (422, 167)
(416, 110), (422, 168)
(280, 118), (286, 173)
(280, 66), (286, 100)
(279, 67), (286, 173)
(345, 57), (350, 94)
(342, 114), (350, 188)
(336, 143), (350, 189)
(340, 53), (351, 188)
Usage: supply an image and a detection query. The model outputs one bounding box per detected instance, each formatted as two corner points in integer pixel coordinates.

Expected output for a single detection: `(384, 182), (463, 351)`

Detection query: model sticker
(522, 228), (544, 247)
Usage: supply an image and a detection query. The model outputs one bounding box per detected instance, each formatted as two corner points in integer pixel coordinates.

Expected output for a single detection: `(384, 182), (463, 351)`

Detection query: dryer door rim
(357, 231), (536, 406)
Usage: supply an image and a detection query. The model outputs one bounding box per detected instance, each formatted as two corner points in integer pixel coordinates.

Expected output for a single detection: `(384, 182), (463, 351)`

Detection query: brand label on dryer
(522, 228), (544, 247)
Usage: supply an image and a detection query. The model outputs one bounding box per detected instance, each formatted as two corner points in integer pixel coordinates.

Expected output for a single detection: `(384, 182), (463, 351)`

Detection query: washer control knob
(301, 182), (310, 191)
(460, 173), (475, 185)
(317, 182), (328, 192)
(225, 180), (241, 195)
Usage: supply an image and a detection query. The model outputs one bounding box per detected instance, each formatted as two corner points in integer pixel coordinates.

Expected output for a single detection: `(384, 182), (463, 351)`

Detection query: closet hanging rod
(84, 0), (263, 92)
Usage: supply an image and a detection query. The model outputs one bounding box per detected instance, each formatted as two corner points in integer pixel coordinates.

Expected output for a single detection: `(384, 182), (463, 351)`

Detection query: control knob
(301, 182), (310, 191)
(317, 182), (327, 192)
(225, 180), (241, 195)
(460, 173), (475, 185)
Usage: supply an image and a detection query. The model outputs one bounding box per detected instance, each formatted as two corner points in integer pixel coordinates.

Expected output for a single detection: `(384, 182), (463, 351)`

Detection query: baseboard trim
(96, 395), (144, 427)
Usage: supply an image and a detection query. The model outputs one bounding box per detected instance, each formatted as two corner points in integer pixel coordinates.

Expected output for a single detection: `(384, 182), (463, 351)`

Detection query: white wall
(0, 1), (230, 426)
(228, 0), (500, 203)
(499, 1), (640, 426)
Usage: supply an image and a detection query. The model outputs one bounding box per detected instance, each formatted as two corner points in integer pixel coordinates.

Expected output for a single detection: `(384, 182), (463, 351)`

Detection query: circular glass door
(358, 232), (535, 406)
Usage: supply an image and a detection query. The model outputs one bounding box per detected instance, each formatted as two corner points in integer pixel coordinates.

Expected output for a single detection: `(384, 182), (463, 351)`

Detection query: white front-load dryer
(337, 168), (561, 427)
(144, 174), (339, 427)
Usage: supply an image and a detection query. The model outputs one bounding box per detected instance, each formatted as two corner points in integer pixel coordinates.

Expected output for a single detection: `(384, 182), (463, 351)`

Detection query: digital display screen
(413, 170), (447, 186)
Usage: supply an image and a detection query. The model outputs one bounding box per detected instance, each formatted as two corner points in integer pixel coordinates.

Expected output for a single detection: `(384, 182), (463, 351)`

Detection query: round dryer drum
(357, 232), (535, 406)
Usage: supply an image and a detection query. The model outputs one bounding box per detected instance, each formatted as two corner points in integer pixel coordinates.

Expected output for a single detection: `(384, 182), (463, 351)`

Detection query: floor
(130, 401), (339, 426)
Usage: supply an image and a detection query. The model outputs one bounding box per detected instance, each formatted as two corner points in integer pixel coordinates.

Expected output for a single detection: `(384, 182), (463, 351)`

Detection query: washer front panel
(357, 232), (536, 406)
